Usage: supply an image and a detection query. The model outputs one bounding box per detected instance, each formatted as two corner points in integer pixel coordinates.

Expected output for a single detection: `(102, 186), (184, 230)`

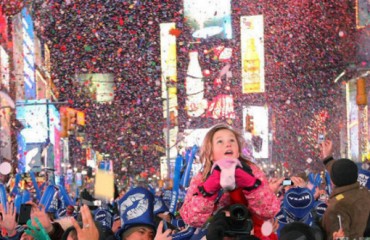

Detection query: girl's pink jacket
(179, 164), (281, 228)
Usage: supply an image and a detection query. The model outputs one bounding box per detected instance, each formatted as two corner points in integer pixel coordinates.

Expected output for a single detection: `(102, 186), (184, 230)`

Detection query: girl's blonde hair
(200, 123), (252, 181)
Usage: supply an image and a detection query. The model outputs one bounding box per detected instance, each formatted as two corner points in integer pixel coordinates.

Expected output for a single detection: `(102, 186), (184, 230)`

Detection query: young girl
(179, 123), (282, 237)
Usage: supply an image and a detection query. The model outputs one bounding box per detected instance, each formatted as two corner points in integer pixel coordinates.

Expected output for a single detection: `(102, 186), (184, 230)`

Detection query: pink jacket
(179, 164), (281, 227)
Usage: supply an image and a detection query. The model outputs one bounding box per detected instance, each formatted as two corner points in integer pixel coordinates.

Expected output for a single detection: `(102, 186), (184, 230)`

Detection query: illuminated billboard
(357, 0), (370, 28)
(22, 7), (36, 99)
(0, 46), (10, 91)
(243, 105), (269, 159)
(346, 80), (359, 161)
(77, 74), (114, 103)
(184, 0), (232, 39)
(241, 15), (265, 93)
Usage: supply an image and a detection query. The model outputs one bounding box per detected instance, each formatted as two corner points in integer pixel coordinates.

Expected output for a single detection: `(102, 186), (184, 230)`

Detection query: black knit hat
(280, 222), (315, 240)
(331, 159), (358, 187)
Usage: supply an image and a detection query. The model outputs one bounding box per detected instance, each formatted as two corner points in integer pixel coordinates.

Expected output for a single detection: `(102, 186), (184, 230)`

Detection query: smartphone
(282, 178), (294, 186)
(18, 204), (32, 225)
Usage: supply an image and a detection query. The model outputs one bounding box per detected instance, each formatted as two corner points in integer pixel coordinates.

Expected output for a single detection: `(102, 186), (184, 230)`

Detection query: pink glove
(197, 168), (221, 199)
(235, 167), (261, 191)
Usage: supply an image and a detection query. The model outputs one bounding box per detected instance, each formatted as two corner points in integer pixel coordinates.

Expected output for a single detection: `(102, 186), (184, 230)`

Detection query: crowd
(0, 123), (369, 240)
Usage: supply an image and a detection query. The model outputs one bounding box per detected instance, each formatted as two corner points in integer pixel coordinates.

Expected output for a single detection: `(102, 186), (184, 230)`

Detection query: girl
(179, 123), (282, 238)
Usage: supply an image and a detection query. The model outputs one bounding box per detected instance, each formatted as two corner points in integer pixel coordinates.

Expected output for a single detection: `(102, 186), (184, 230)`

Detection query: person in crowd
(275, 186), (326, 239)
(320, 140), (370, 239)
(179, 123), (283, 239)
(115, 187), (173, 240)
(279, 222), (318, 240)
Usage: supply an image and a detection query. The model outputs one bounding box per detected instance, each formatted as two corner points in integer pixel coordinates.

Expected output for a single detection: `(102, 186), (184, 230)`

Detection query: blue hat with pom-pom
(115, 187), (155, 239)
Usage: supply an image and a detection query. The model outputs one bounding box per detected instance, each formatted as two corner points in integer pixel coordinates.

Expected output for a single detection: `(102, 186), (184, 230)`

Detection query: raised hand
(71, 204), (99, 240)
(28, 202), (53, 233)
(198, 167), (221, 198)
(154, 220), (173, 240)
(0, 202), (17, 236)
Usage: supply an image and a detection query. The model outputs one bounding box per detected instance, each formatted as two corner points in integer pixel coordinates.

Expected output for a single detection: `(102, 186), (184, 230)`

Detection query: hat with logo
(331, 158), (358, 187)
(358, 167), (370, 190)
(153, 196), (169, 215)
(115, 187), (155, 238)
(94, 208), (113, 229)
(283, 187), (315, 220)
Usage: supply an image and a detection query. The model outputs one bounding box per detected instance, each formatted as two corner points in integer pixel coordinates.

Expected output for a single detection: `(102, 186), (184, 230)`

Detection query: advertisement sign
(357, 0), (370, 28)
(206, 94), (235, 119)
(241, 15), (265, 93)
(0, 46), (10, 91)
(0, 8), (7, 42)
(16, 99), (49, 143)
(346, 81), (359, 161)
(22, 7), (36, 99)
(77, 74), (114, 102)
(0, 98), (11, 160)
(243, 105), (269, 159)
(160, 23), (177, 99)
(184, 0), (232, 39)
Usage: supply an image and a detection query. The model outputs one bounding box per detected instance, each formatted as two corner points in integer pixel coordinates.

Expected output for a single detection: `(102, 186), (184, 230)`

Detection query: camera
(282, 178), (294, 186)
(224, 204), (253, 237)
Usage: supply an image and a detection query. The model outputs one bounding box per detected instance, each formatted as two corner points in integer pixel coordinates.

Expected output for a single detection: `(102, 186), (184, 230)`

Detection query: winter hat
(358, 168), (370, 190)
(279, 222), (316, 240)
(313, 201), (327, 219)
(153, 196), (169, 215)
(283, 187), (315, 220)
(94, 208), (113, 229)
(331, 159), (358, 187)
(56, 208), (67, 219)
(115, 187), (155, 238)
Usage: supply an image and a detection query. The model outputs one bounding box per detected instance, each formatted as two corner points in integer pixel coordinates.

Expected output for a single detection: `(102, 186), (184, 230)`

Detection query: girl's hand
(71, 205), (99, 240)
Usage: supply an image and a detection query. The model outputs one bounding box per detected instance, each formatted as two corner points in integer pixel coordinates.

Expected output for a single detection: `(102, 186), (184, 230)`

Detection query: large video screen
(184, 0), (232, 39)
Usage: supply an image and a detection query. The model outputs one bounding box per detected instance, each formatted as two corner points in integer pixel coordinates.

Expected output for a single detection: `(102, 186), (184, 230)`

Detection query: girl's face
(212, 129), (240, 162)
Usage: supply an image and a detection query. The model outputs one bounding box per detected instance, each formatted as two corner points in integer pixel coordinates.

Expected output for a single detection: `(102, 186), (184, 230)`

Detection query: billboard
(0, 46), (10, 91)
(241, 15), (265, 93)
(22, 7), (36, 99)
(77, 74), (114, 103)
(243, 105), (269, 159)
(346, 81), (359, 161)
(184, 0), (232, 39)
(357, 0), (370, 28)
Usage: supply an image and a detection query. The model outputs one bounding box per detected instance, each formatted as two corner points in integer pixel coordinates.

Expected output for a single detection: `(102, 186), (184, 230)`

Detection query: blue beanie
(283, 187), (314, 220)
(115, 187), (155, 238)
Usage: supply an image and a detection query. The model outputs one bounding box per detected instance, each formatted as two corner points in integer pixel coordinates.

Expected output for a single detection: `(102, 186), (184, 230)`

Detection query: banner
(169, 154), (184, 214)
(241, 15), (265, 93)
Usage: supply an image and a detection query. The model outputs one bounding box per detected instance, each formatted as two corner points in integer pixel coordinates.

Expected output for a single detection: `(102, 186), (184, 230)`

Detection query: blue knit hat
(115, 187), (155, 238)
(283, 187), (314, 220)
(94, 208), (113, 229)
